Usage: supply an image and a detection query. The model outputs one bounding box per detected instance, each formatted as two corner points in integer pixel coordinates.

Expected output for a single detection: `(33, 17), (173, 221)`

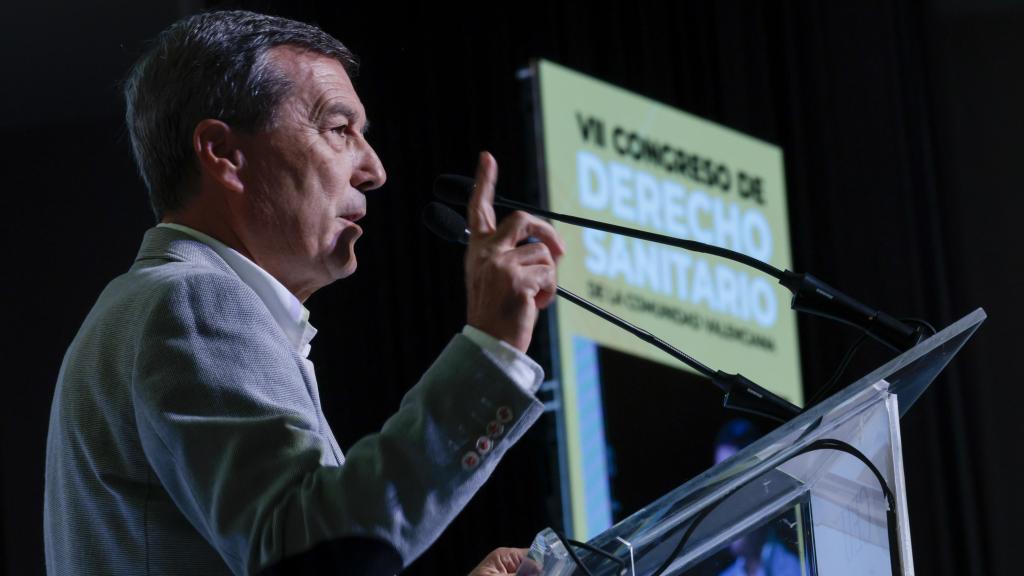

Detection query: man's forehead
(266, 45), (366, 123)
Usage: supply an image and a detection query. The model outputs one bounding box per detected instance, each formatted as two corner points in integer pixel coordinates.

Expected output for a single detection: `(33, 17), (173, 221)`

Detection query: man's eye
(332, 125), (349, 136)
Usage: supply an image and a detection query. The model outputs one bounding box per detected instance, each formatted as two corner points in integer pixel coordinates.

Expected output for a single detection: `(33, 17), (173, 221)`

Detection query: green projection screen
(527, 59), (802, 539)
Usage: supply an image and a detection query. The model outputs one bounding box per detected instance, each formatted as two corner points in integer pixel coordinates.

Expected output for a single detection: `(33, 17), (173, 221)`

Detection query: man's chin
(333, 256), (358, 279)
(330, 226), (362, 279)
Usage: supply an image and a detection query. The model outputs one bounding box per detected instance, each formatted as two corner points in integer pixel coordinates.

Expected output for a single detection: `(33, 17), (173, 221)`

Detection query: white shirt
(157, 223), (542, 393)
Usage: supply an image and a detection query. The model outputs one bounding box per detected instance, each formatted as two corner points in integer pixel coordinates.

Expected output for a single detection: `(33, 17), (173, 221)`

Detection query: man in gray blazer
(44, 11), (563, 576)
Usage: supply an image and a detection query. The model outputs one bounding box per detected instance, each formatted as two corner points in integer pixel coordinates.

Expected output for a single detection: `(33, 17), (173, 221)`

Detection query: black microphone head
(422, 202), (470, 245)
(433, 174), (475, 206)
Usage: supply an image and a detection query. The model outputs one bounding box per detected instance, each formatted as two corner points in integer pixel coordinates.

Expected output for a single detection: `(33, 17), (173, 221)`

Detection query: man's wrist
(461, 325), (544, 395)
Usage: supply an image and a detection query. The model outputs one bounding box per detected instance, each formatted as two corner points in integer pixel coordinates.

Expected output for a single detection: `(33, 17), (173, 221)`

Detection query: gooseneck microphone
(422, 202), (470, 245)
(421, 201), (801, 423)
(433, 174), (926, 352)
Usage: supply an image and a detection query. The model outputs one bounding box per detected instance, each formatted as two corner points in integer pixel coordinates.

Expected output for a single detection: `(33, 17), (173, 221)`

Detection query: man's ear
(192, 119), (246, 194)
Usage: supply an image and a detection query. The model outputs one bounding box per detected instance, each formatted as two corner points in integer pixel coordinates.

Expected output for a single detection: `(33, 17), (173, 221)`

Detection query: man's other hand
(468, 547), (529, 576)
(465, 152), (565, 353)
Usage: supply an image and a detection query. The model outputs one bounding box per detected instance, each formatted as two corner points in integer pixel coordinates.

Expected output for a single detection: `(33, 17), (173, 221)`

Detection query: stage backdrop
(531, 59), (800, 539)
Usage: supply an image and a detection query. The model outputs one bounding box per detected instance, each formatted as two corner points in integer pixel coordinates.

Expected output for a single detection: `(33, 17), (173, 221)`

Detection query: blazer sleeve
(131, 271), (544, 575)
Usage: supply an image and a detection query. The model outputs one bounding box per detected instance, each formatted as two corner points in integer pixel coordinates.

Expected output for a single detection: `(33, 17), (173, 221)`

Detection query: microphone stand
(435, 175), (926, 352)
(422, 202), (801, 423)
(555, 285), (801, 422)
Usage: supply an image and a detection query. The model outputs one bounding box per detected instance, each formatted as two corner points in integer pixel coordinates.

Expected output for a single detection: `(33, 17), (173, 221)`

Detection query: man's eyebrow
(320, 102), (371, 135)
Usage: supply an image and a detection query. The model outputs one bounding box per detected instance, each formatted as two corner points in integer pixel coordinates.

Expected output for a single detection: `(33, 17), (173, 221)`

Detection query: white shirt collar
(157, 223), (317, 358)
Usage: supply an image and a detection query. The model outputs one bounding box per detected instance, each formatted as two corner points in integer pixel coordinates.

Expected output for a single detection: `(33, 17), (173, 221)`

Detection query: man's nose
(353, 138), (387, 192)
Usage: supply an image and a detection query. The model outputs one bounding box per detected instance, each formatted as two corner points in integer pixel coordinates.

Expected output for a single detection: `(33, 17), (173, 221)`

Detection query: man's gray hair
(124, 10), (358, 219)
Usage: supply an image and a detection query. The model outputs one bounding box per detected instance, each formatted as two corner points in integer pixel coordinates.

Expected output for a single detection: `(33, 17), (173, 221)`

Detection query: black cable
(649, 438), (901, 576)
(553, 531), (594, 576)
(808, 332), (870, 407)
(567, 537), (629, 574)
(550, 530), (635, 575)
(648, 495), (717, 576)
(901, 317), (937, 336)
(808, 317), (938, 408)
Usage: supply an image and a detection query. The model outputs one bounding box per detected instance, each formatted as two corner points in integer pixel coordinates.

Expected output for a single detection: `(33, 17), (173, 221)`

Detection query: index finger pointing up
(468, 151), (498, 235)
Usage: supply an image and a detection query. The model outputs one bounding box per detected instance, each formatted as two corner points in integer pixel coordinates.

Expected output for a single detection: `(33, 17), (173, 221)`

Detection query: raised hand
(464, 152), (564, 352)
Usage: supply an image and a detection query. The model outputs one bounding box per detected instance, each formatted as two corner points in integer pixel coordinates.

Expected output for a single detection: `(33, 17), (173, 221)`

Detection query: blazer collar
(133, 226), (236, 277)
(132, 225), (317, 358)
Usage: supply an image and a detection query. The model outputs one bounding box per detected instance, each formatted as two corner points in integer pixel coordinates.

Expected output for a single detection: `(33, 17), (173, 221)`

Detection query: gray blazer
(44, 227), (544, 575)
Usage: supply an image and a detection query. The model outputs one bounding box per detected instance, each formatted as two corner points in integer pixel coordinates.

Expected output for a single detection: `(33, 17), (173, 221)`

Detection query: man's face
(238, 45), (386, 300)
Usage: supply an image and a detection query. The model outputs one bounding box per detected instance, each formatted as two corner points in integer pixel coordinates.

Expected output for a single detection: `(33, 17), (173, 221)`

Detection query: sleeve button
(496, 406), (514, 423)
(476, 436), (493, 454)
(461, 451), (481, 471)
(486, 420), (505, 439)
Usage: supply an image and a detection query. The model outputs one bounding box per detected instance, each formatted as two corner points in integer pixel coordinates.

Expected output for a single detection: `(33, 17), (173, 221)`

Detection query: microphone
(421, 201), (801, 423)
(422, 202), (470, 245)
(434, 174), (926, 352)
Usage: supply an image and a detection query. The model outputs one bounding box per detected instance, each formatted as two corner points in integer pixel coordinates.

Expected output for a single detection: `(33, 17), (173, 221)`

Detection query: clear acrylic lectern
(518, 308), (986, 576)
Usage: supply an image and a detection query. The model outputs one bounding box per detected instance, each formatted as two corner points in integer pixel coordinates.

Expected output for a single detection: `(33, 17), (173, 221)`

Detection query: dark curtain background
(2, 1), (1021, 574)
